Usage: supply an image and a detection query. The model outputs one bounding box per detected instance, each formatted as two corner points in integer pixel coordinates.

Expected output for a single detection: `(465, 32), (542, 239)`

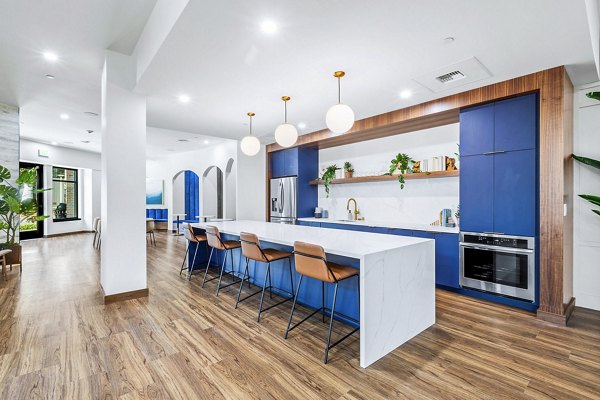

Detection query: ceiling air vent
(436, 70), (465, 84)
(413, 57), (491, 93)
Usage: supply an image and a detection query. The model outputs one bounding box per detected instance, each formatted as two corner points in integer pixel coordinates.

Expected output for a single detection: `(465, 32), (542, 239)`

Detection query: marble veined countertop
(297, 217), (459, 234)
(190, 219), (431, 259)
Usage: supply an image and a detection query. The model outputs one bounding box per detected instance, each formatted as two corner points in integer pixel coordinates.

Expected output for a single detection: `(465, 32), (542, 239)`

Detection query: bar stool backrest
(183, 225), (194, 242)
(92, 217), (100, 232)
(205, 225), (225, 250)
(240, 232), (267, 262)
(293, 241), (335, 283)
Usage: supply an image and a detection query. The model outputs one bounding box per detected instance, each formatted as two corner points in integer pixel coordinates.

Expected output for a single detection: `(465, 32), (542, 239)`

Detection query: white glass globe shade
(274, 123), (298, 147)
(240, 135), (260, 156)
(326, 103), (355, 134)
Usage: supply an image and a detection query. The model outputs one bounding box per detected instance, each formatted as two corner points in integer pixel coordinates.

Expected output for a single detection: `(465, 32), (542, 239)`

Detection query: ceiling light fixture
(45, 74), (55, 79)
(84, 111), (99, 117)
(274, 96), (298, 147)
(86, 129), (94, 134)
(177, 139), (189, 142)
(60, 113), (69, 120)
(261, 20), (278, 34)
(51, 141), (58, 146)
(81, 140), (90, 143)
(399, 89), (412, 99)
(325, 70), (354, 134)
(43, 51), (58, 62)
(178, 94), (190, 103)
(240, 112), (260, 156)
(298, 122), (306, 129)
(203, 140), (209, 144)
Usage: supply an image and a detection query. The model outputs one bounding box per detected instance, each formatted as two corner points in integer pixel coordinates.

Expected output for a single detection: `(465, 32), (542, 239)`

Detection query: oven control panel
(461, 233), (533, 249)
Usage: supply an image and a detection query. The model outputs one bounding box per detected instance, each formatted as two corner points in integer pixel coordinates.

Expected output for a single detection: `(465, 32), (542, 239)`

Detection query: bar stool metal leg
(180, 242), (190, 276)
(235, 257), (251, 308)
(201, 248), (214, 288)
(284, 275), (303, 339)
(322, 281), (326, 323)
(216, 250), (229, 296)
(257, 262), (271, 322)
(188, 242), (200, 280)
(324, 282), (339, 364)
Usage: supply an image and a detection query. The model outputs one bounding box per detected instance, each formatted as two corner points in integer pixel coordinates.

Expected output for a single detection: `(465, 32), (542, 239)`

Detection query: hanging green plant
(388, 153), (414, 189)
(321, 164), (340, 197)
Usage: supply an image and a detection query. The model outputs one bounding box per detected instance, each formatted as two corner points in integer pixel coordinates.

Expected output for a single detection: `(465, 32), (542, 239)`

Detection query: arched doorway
(172, 170), (200, 223)
(202, 166), (224, 219)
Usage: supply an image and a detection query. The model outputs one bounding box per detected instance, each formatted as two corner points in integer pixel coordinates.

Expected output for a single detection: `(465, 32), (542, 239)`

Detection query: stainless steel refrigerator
(270, 176), (297, 224)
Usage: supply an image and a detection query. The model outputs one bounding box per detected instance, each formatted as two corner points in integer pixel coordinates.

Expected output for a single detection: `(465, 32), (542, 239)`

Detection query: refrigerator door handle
(280, 181), (285, 213)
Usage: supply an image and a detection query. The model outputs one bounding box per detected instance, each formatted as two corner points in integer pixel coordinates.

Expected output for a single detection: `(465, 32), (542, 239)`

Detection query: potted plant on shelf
(321, 164), (339, 198)
(0, 165), (49, 267)
(388, 153), (414, 189)
(343, 161), (354, 179)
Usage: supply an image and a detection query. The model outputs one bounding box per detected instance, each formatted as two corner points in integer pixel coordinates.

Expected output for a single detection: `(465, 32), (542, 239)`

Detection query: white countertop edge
(297, 217), (459, 234)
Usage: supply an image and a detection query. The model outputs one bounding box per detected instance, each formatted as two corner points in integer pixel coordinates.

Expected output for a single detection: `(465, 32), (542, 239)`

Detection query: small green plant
(388, 153), (414, 189)
(572, 154), (600, 217)
(343, 161), (354, 173)
(454, 143), (460, 159)
(455, 205), (460, 220)
(321, 164), (339, 197)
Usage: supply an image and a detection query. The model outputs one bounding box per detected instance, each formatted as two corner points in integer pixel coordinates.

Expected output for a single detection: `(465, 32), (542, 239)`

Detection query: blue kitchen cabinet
(493, 149), (536, 236)
(370, 227), (391, 234)
(460, 154), (494, 233)
(388, 228), (413, 237)
(298, 221), (320, 227)
(459, 103), (494, 157)
(494, 94), (537, 153)
(270, 150), (285, 178)
(434, 233), (460, 288)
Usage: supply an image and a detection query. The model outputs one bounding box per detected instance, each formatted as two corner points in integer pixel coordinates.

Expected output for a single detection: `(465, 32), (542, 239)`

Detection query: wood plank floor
(0, 232), (599, 399)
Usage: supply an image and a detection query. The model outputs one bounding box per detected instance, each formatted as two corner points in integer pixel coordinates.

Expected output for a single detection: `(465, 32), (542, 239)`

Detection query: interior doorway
(18, 162), (45, 240)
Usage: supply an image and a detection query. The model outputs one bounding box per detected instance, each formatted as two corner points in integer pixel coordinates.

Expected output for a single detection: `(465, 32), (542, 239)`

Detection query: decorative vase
(1, 243), (22, 266)
(344, 170), (353, 179)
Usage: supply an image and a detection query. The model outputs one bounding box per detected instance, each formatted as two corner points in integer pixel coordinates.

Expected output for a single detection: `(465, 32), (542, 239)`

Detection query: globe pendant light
(325, 70), (355, 134)
(274, 96), (298, 147)
(240, 112), (260, 156)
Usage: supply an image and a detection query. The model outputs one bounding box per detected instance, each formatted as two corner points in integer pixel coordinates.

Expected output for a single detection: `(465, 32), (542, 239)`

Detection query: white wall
(225, 158), (236, 219)
(573, 82), (600, 311)
(20, 139), (101, 235)
(0, 103), (19, 243)
(318, 124), (460, 225)
(146, 140), (242, 226)
(202, 166), (220, 218)
(172, 172), (185, 214)
(236, 145), (266, 221)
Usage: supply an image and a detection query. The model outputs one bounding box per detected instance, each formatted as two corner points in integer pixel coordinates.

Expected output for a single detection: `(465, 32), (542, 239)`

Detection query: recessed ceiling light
(178, 94), (190, 103)
(84, 111), (99, 117)
(177, 139), (189, 142)
(81, 140), (90, 144)
(203, 140), (209, 144)
(399, 90), (412, 99)
(261, 20), (278, 34)
(51, 141), (58, 146)
(86, 129), (94, 134)
(443, 37), (455, 44)
(43, 51), (58, 62)
(298, 122), (306, 129)
(45, 74), (55, 79)
(60, 113), (69, 120)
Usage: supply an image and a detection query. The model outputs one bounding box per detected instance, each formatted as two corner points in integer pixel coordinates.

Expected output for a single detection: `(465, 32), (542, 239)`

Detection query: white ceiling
(0, 0), (598, 155)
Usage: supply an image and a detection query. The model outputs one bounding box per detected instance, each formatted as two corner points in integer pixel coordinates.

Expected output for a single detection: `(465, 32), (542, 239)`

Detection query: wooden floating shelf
(309, 170), (459, 185)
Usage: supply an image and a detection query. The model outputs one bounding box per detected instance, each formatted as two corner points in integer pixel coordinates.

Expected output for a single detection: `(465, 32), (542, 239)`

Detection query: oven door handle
(459, 243), (534, 254)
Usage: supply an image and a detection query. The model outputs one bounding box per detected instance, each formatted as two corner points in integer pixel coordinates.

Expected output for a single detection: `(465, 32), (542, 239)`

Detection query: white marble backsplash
(318, 124), (460, 225)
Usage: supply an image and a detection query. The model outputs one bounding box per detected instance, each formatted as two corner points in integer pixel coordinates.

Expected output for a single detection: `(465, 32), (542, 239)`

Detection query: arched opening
(172, 170), (200, 224)
(225, 158), (236, 220)
(202, 166), (224, 219)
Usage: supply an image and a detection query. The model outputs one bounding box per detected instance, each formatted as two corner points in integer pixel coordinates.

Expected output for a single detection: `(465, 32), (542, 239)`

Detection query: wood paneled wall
(266, 67), (575, 325)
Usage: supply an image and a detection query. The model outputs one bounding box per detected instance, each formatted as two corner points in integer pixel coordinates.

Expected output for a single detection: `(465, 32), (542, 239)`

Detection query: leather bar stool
(0, 249), (11, 280)
(181, 224), (208, 279)
(202, 225), (242, 296)
(146, 220), (156, 246)
(236, 232), (294, 322)
(285, 241), (360, 364)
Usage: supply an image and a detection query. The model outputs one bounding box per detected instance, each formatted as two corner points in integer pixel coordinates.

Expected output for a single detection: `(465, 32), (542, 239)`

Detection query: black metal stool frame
(235, 237), (295, 322)
(179, 229), (209, 280)
(284, 250), (360, 364)
(201, 231), (243, 296)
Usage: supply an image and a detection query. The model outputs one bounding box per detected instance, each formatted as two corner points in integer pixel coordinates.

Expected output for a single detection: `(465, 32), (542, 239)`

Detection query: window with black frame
(52, 167), (78, 221)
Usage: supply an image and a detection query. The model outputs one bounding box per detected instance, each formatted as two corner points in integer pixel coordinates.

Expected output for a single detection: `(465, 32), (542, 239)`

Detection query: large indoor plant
(0, 165), (49, 265)
(572, 154), (600, 217)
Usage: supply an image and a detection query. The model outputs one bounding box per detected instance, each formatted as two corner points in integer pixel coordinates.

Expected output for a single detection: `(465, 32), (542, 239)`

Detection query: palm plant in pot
(0, 165), (49, 266)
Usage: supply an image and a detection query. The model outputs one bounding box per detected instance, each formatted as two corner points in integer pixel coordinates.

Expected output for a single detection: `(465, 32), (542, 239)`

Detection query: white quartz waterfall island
(190, 220), (435, 368)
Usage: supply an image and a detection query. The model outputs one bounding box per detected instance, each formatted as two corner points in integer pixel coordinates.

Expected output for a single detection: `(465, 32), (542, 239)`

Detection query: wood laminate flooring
(0, 232), (598, 399)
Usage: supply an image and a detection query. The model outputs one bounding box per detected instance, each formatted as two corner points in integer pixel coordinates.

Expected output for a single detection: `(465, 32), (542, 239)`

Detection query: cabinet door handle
(482, 150), (507, 155)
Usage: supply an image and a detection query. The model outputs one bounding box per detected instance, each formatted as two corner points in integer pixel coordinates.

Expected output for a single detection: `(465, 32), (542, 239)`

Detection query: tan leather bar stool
(181, 224), (208, 280)
(285, 241), (360, 364)
(236, 232), (294, 322)
(0, 249), (11, 280)
(202, 225), (242, 296)
(146, 220), (156, 246)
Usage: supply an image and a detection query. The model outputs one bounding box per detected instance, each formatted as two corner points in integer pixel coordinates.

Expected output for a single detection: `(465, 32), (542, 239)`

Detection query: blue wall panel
(184, 171), (199, 222)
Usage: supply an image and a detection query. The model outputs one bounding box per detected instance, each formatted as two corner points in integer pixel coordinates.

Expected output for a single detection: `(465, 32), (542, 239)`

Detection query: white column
(100, 51), (147, 297)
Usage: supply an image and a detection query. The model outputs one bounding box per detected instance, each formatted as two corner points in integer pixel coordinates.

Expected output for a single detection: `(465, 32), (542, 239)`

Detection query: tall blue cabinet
(270, 147), (318, 218)
(459, 93), (538, 237)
